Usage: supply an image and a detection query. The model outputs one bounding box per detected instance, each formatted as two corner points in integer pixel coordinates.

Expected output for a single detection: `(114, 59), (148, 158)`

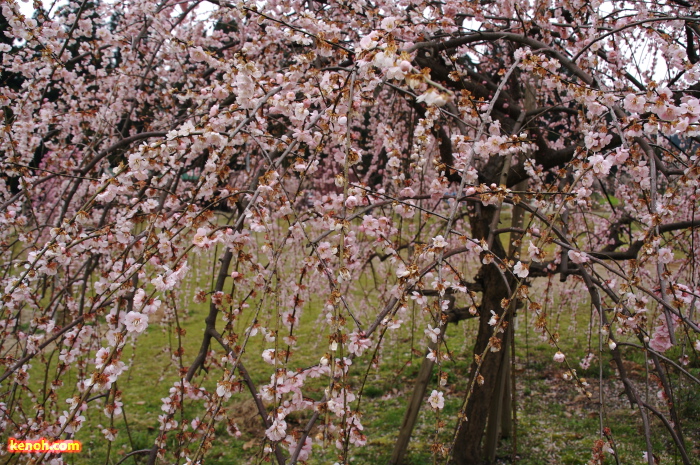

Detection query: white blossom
(428, 390), (444, 410)
(513, 261), (529, 278)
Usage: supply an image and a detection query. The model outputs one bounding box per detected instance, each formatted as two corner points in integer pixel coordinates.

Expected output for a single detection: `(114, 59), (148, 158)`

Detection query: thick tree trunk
(452, 204), (512, 465)
(484, 331), (510, 462)
(484, 182), (527, 460)
(452, 260), (510, 464)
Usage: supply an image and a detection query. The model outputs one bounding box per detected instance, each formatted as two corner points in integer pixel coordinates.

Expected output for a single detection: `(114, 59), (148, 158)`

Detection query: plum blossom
(416, 89), (448, 107)
(428, 390), (445, 410)
(216, 380), (233, 400)
(102, 427), (118, 441)
(411, 291), (427, 306)
(373, 51), (395, 69)
(488, 310), (499, 327)
(424, 324), (441, 343)
(383, 318), (403, 329)
(568, 249), (590, 264)
(513, 261), (529, 278)
(262, 349), (277, 364)
(611, 147), (629, 165)
(528, 241), (542, 262)
(59, 411), (86, 434)
(623, 93), (646, 113)
(190, 47), (208, 62)
(584, 132), (612, 152)
(386, 65), (405, 80)
(359, 31), (379, 50)
(285, 436), (312, 462)
(657, 247), (674, 264)
(266, 418), (287, 441)
(380, 16), (398, 31)
(649, 315), (677, 353)
(396, 263), (411, 278)
(124, 311), (148, 333)
(432, 235), (447, 248)
(348, 332), (371, 356)
(95, 347), (110, 369)
(589, 154), (612, 176)
(580, 352), (595, 369)
(345, 195), (358, 209)
(317, 241), (337, 261)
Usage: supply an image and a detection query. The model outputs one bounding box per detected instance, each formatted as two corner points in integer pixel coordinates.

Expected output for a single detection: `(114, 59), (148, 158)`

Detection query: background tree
(1, 0), (699, 464)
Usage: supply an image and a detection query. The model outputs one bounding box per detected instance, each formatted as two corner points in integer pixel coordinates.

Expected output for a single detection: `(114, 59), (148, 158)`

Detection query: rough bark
(453, 262), (510, 464)
(453, 206), (512, 465)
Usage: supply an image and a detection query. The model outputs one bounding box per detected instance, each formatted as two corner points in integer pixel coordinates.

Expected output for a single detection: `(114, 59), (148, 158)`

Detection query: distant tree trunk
(389, 323), (446, 465)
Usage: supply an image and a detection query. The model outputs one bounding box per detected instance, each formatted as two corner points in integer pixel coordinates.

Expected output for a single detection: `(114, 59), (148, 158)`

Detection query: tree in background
(1, 0), (699, 464)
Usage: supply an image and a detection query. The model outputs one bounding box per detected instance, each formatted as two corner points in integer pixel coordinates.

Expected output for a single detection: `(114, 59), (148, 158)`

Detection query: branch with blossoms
(2, 1), (700, 465)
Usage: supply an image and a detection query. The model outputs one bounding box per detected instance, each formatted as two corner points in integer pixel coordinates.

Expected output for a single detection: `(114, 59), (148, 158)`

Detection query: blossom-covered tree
(1, 0), (699, 464)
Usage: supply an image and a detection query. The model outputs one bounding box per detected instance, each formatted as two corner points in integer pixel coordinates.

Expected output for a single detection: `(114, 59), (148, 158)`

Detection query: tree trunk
(484, 331), (510, 462)
(390, 302), (451, 465)
(452, 203), (513, 464)
(452, 259), (510, 464)
(483, 182), (527, 459)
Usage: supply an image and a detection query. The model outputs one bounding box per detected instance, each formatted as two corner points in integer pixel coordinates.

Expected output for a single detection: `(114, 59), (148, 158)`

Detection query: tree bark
(452, 262), (510, 464)
(484, 333), (510, 462)
(453, 206), (512, 465)
(483, 184), (527, 460)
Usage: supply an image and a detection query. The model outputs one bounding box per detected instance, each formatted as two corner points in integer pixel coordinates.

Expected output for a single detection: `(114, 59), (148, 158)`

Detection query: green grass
(6, 221), (700, 465)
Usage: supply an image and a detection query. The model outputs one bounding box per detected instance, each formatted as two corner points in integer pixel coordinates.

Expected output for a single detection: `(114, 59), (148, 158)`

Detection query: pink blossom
(396, 263), (411, 278)
(380, 16), (398, 31)
(528, 241), (542, 262)
(568, 250), (590, 264)
(348, 332), (371, 356)
(265, 418), (287, 442)
(488, 311), (499, 327)
(657, 247), (674, 264)
(432, 235), (447, 248)
(623, 93), (646, 113)
(589, 154), (612, 176)
(345, 195), (358, 209)
(59, 411), (85, 434)
(124, 311), (148, 333)
(428, 390), (445, 410)
(193, 228), (213, 248)
(262, 349), (277, 364)
(95, 347), (110, 369)
(216, 380), (233, 400)
(682, 98), (700, 117)
(649, 315), (676, 353)
(580, 352), (595, 369)
(359, 31), (379, 50)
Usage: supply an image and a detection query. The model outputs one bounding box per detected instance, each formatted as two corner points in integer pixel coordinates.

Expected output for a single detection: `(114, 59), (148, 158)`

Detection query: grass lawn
(9, 218), (700, 465)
